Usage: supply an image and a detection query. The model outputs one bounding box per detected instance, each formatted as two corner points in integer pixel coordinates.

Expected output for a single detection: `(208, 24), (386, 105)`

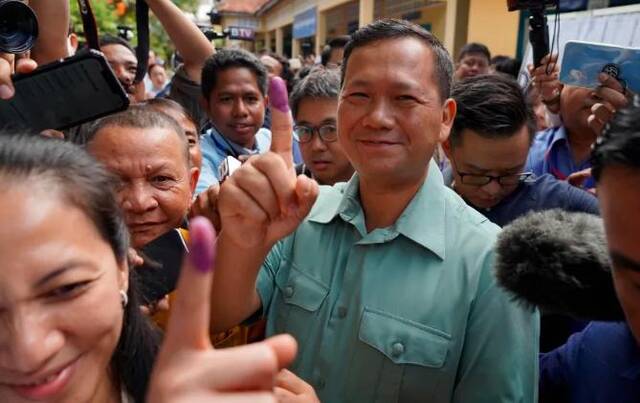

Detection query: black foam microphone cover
(495, 209), (625, 321)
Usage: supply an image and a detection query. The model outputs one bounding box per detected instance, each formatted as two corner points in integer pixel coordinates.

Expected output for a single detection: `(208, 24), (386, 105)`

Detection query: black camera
(507, 0), (558, 67)
(0, 0), (38, 54)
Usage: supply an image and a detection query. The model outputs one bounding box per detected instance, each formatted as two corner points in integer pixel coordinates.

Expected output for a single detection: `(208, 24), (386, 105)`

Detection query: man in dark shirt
(442, 74), (598, 227)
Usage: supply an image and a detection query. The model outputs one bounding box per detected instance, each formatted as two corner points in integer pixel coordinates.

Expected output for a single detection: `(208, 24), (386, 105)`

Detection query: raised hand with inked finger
(210, 76), (319, 335)
(217, 76), (318, 249)
(147, 216), (299, 403)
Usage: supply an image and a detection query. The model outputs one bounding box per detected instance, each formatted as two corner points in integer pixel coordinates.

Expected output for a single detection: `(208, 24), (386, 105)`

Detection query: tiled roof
(217, 0), (272, 14)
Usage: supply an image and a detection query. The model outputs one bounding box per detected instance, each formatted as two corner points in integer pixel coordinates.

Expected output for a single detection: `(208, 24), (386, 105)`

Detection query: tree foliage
(69, 0), (200, 65)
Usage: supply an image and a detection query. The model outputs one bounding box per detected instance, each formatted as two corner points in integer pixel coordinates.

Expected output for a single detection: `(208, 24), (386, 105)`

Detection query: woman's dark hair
(0, 134), (160, 402)
(341, 19), (453, 101)
(592, 101), (640, 182)
(450, 74), (537, 147)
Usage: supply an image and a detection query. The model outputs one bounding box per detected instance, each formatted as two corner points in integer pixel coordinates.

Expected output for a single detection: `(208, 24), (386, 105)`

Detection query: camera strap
(76, 0), (99, 51)
(134, 0), (149, 84)
(76, 0), (149, 84)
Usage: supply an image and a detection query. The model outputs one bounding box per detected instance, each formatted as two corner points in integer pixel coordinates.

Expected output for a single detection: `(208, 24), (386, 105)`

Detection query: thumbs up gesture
(217, 77), (319, 250)
(147, 217), (298, 402)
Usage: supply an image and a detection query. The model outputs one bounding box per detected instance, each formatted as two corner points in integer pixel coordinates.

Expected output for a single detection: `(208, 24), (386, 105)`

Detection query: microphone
(494, 209), (625, 321)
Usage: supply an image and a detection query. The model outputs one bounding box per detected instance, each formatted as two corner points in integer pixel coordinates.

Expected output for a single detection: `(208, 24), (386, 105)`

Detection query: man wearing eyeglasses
(442, 74), (599, 227)
(290, 68), (354, 185)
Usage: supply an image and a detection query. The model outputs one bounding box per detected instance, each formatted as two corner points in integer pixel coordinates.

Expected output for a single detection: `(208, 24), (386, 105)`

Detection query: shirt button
(284, 286), (294, 298)
(391, 342), (405, 357)
(336, 306), (347, 318)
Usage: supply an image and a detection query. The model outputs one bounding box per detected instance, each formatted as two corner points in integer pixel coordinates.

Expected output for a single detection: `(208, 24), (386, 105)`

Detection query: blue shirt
(196, 126), (304, 194)
(442, 169), (600, 227)
(526, 126), (595, 189)
(257, 161), (539, 402)
(196, 127), (272, 194)
(539, 321), (640, 403)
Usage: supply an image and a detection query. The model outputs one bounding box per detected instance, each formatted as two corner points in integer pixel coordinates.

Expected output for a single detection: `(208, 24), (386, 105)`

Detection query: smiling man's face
(338, 37), (455, 186)
(205, 67), (268, 149)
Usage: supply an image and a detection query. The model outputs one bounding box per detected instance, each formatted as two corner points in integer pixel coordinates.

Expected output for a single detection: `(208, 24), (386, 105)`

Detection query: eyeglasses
(451, 157), (532, 186)
(456, 171), (533, 186)
(294, 124), (338, 143)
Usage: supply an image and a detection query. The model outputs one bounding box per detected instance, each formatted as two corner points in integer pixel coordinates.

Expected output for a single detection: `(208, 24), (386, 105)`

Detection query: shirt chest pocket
(345, 307), (452, 403)
(272, 263), (329, 342)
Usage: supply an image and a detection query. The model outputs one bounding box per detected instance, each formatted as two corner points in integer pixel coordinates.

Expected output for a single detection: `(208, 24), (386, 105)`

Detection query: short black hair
(328, 35), (351, 49)
(100, 34), (136, 57)
(592, 100), (640, 182)
(458, 42), (491, 63)
(80, 105), (191, 167)
(341, 19), (453, 101)
(201, 49), (268, 101)
(320, 45), (332, 66)
(449, 74), (536, 147)
(263, 52), (294, 93)
(290, 68), (340, 119)
(491, 55), (521, 79)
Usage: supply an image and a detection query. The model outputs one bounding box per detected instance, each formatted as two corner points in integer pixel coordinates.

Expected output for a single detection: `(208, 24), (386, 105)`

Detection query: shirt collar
(308, 160), (446, 259)
(548, 125), (569, 149)
(208, 126), (261, 156)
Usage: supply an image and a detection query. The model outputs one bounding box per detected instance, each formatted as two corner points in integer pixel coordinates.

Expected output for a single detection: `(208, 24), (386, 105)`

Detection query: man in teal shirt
(211, 19), (539, 402)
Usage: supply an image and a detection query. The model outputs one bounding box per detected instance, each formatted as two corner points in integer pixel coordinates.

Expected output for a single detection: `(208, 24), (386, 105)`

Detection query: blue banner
(293, 7), (317, 39)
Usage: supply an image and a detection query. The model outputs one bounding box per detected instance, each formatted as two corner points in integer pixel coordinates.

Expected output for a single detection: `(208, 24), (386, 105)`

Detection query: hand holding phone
(0, 53), (37, 99)
(0, 50), (129, 131)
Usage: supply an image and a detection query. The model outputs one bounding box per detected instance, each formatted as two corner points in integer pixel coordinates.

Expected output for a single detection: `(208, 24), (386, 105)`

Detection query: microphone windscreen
(495, 209), (625, 321)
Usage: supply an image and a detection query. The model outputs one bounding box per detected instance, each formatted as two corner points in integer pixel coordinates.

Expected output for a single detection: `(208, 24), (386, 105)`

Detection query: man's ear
(439, 98), (457, 143)
(189, 166), (200, 196)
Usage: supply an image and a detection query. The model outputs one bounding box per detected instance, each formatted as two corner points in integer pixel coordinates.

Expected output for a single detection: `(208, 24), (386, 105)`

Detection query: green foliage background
(69, 0), (200, 66)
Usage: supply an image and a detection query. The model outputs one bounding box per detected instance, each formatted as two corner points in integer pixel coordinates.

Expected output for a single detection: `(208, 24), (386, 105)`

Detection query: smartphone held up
(0, 0), (129, 132)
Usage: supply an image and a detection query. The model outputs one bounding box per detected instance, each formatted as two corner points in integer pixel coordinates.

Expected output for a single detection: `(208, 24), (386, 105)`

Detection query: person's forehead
(93, 126), (186, 164)
(260, 55), (280, 67)
(215, 67), (261, 92)
(343, 38), (435, 85)
(297, 97), (337, 121)
(102, 44), (136, 62)
(455, 128), (530, 167)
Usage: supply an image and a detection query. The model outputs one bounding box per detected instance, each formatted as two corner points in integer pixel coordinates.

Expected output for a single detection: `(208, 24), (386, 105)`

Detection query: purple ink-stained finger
(269, 76), (290, 113)
(188, 216), (216, 273)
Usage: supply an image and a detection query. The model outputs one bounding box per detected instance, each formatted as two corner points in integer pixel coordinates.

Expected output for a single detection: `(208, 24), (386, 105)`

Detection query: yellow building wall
(466, 0), (519, 57)
(418, 4), (447, 43)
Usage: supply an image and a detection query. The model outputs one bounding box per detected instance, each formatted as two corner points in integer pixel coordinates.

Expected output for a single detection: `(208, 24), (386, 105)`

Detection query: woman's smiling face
(0, 183), (128, 402)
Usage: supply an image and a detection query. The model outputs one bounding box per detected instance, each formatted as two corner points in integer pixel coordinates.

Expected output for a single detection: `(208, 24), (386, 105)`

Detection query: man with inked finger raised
(211, 19), (538, 403)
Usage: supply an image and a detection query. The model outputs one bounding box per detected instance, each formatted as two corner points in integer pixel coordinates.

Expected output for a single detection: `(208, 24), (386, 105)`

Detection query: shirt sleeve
(563, 183), (600, 215)
(453, 247), (540, 403)
(538, 327), (585, 403)
(167, 65), (208, 131)
(256, 241), (285, 314)
(195, 158), (219, 195)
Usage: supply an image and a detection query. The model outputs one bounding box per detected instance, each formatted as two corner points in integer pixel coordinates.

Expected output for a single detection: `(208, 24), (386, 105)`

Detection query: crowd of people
(0, 1), (638, 402)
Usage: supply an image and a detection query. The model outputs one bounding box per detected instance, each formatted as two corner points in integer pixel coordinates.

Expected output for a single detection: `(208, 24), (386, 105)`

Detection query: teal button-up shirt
(257, 161), (539, 402)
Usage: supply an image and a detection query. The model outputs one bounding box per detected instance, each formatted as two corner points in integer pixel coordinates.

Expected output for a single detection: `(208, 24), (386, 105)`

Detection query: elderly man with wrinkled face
(84, 105), (198, 249)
